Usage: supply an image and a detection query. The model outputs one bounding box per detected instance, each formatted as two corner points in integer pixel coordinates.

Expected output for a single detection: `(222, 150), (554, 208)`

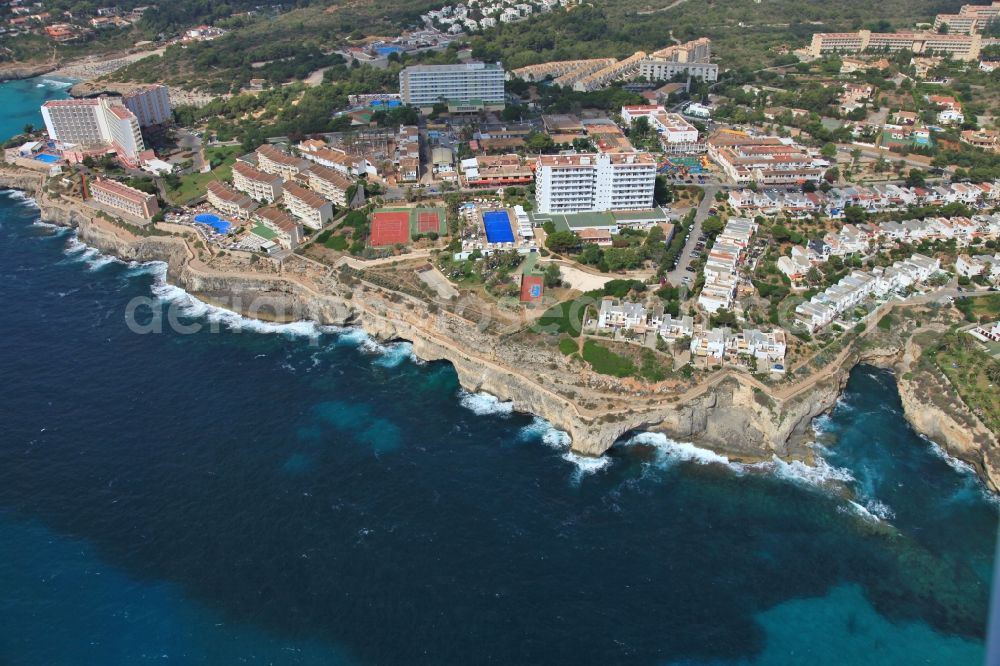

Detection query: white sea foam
(332, 327), (372, 348)
(519, 416), (571, 449)
(924, 437), (1000, 504)
(844, 500), (883, 523)
(863, 498), (895, 521)
(41, 78), (74, 89)
(147, 263), (334, 339)
(122, 261), (163, 277)
(85, 254), (124, 271)
(60, 233), (124, 270)
(751, 454), (856, 488)
(561, 450), (612, 480)
(62, 237), (104, 265)
(373, 341), (417, 368)
(621, 432), (859, 492)
(8, 190), (40, 208)
(626, 432), (739, 471)
(458, 390), (514, 417)
(811, 413), (834, 435)
(925, 438), (977, 476)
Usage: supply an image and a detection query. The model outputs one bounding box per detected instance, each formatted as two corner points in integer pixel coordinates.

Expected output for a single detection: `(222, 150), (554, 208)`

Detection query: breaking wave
(40, 78), (74, 89)
(561, 451), (612, 481)
(7, 190), (40, 208)
(147, 262), (335, 339)
(520, 416), (572, 449)
(458, 390), (514, 417)
(622, 432), (857, 490)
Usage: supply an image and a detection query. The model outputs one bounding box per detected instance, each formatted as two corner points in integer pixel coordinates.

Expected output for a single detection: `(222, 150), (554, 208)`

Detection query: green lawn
(582, 340), (636, 378)
(537, 300), (590, 336)
(325, 234), (349, 251)
(165, 145), (241, 205)
(558, 337), (578, 355)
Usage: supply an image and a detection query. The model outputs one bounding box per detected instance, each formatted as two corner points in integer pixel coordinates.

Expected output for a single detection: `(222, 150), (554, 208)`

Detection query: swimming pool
(483, 211), (515, 244)
(33, 154), (60, 164)
(194, 213), (231, 234)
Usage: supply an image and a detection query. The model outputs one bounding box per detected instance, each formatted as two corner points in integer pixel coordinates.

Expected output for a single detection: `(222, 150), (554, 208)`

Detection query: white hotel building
(232, 161), (283, 203)
(621, 105), (701, 153)
(281, 181), (333, 230)
(534, 152), (657, 213)
(121, 84), (172, 127)
(41, 98), (145, 163)
(399, 62), (505, 112)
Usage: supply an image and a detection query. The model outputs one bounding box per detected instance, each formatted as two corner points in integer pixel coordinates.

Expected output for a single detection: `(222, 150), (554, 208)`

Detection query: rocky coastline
(3, 169), (996, 492)
(0, 62), (58, 82)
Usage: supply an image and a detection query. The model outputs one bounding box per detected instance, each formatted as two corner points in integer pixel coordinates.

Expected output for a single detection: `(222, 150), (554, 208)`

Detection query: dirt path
(637, 0), (692, 15)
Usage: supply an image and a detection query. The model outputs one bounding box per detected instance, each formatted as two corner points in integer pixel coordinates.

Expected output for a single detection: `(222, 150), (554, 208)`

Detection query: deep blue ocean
(1, 79), (999, 665)
(0, 76), (75, 140)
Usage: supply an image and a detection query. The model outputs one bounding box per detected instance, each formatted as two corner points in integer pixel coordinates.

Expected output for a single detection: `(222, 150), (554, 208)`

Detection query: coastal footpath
(2, 167), (996, 492)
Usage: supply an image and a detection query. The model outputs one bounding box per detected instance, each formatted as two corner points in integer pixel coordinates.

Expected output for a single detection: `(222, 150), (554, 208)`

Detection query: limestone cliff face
(176, 269), (356, 327)
(892, 336), (1000, 493)
(0, 174), (898, 467)
(0, 62), (56, 81)
(896, 377), (1000, 493)
(0, 170), (45, 193)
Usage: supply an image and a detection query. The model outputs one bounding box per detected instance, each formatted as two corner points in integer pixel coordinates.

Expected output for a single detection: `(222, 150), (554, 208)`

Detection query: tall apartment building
(232, 161), (283, 203)
(256, 144), (310, 180)
(121, 84), (171, 127)
(281, 181), (333, 229)
(399, 62), (505, 112)
(808, 30), (982, 60)
(534, 152), (656, 214)
(934, 3), (1000, 34)
(41, 98), (145, 162)
(88, 177), (159, 221)
(306, 165), (353, 207)
(206, 181), (258, 220)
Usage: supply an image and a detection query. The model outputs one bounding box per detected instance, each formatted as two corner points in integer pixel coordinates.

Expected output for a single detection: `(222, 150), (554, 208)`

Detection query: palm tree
(22, 123), (34, 135)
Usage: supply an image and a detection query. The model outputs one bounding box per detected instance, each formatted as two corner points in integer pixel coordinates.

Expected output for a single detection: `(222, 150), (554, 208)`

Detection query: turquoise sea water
(0, 76), (74, 140)
(0, 92), (998, 662)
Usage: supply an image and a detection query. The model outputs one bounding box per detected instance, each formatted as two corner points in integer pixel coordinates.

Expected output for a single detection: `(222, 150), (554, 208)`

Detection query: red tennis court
(370, 211), (410, 246)
(416, 211), (441, 234)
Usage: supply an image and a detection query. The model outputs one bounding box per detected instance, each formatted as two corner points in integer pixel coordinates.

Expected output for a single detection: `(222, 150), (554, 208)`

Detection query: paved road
(666, 184), (719, 286)
(175, 129), (205, 173)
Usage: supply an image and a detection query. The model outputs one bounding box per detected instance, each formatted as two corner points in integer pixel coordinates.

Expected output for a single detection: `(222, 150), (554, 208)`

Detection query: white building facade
(399, 62), (505, 111)
(534, 152), (656, 213)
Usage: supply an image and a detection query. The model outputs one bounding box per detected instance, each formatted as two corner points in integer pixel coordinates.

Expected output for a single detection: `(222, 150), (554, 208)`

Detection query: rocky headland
(3, 167), (996, 492)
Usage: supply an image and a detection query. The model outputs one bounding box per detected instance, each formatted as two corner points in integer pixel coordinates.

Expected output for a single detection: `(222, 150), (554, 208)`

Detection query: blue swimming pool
(483, 211), (515, 244)
(194, 213), (231, 234)
(33, 154), (60, 164)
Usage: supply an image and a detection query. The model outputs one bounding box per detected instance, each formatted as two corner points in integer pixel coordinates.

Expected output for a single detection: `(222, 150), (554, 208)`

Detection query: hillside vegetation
(97, 0), (966, 90)
(471, 0), (964, 70)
